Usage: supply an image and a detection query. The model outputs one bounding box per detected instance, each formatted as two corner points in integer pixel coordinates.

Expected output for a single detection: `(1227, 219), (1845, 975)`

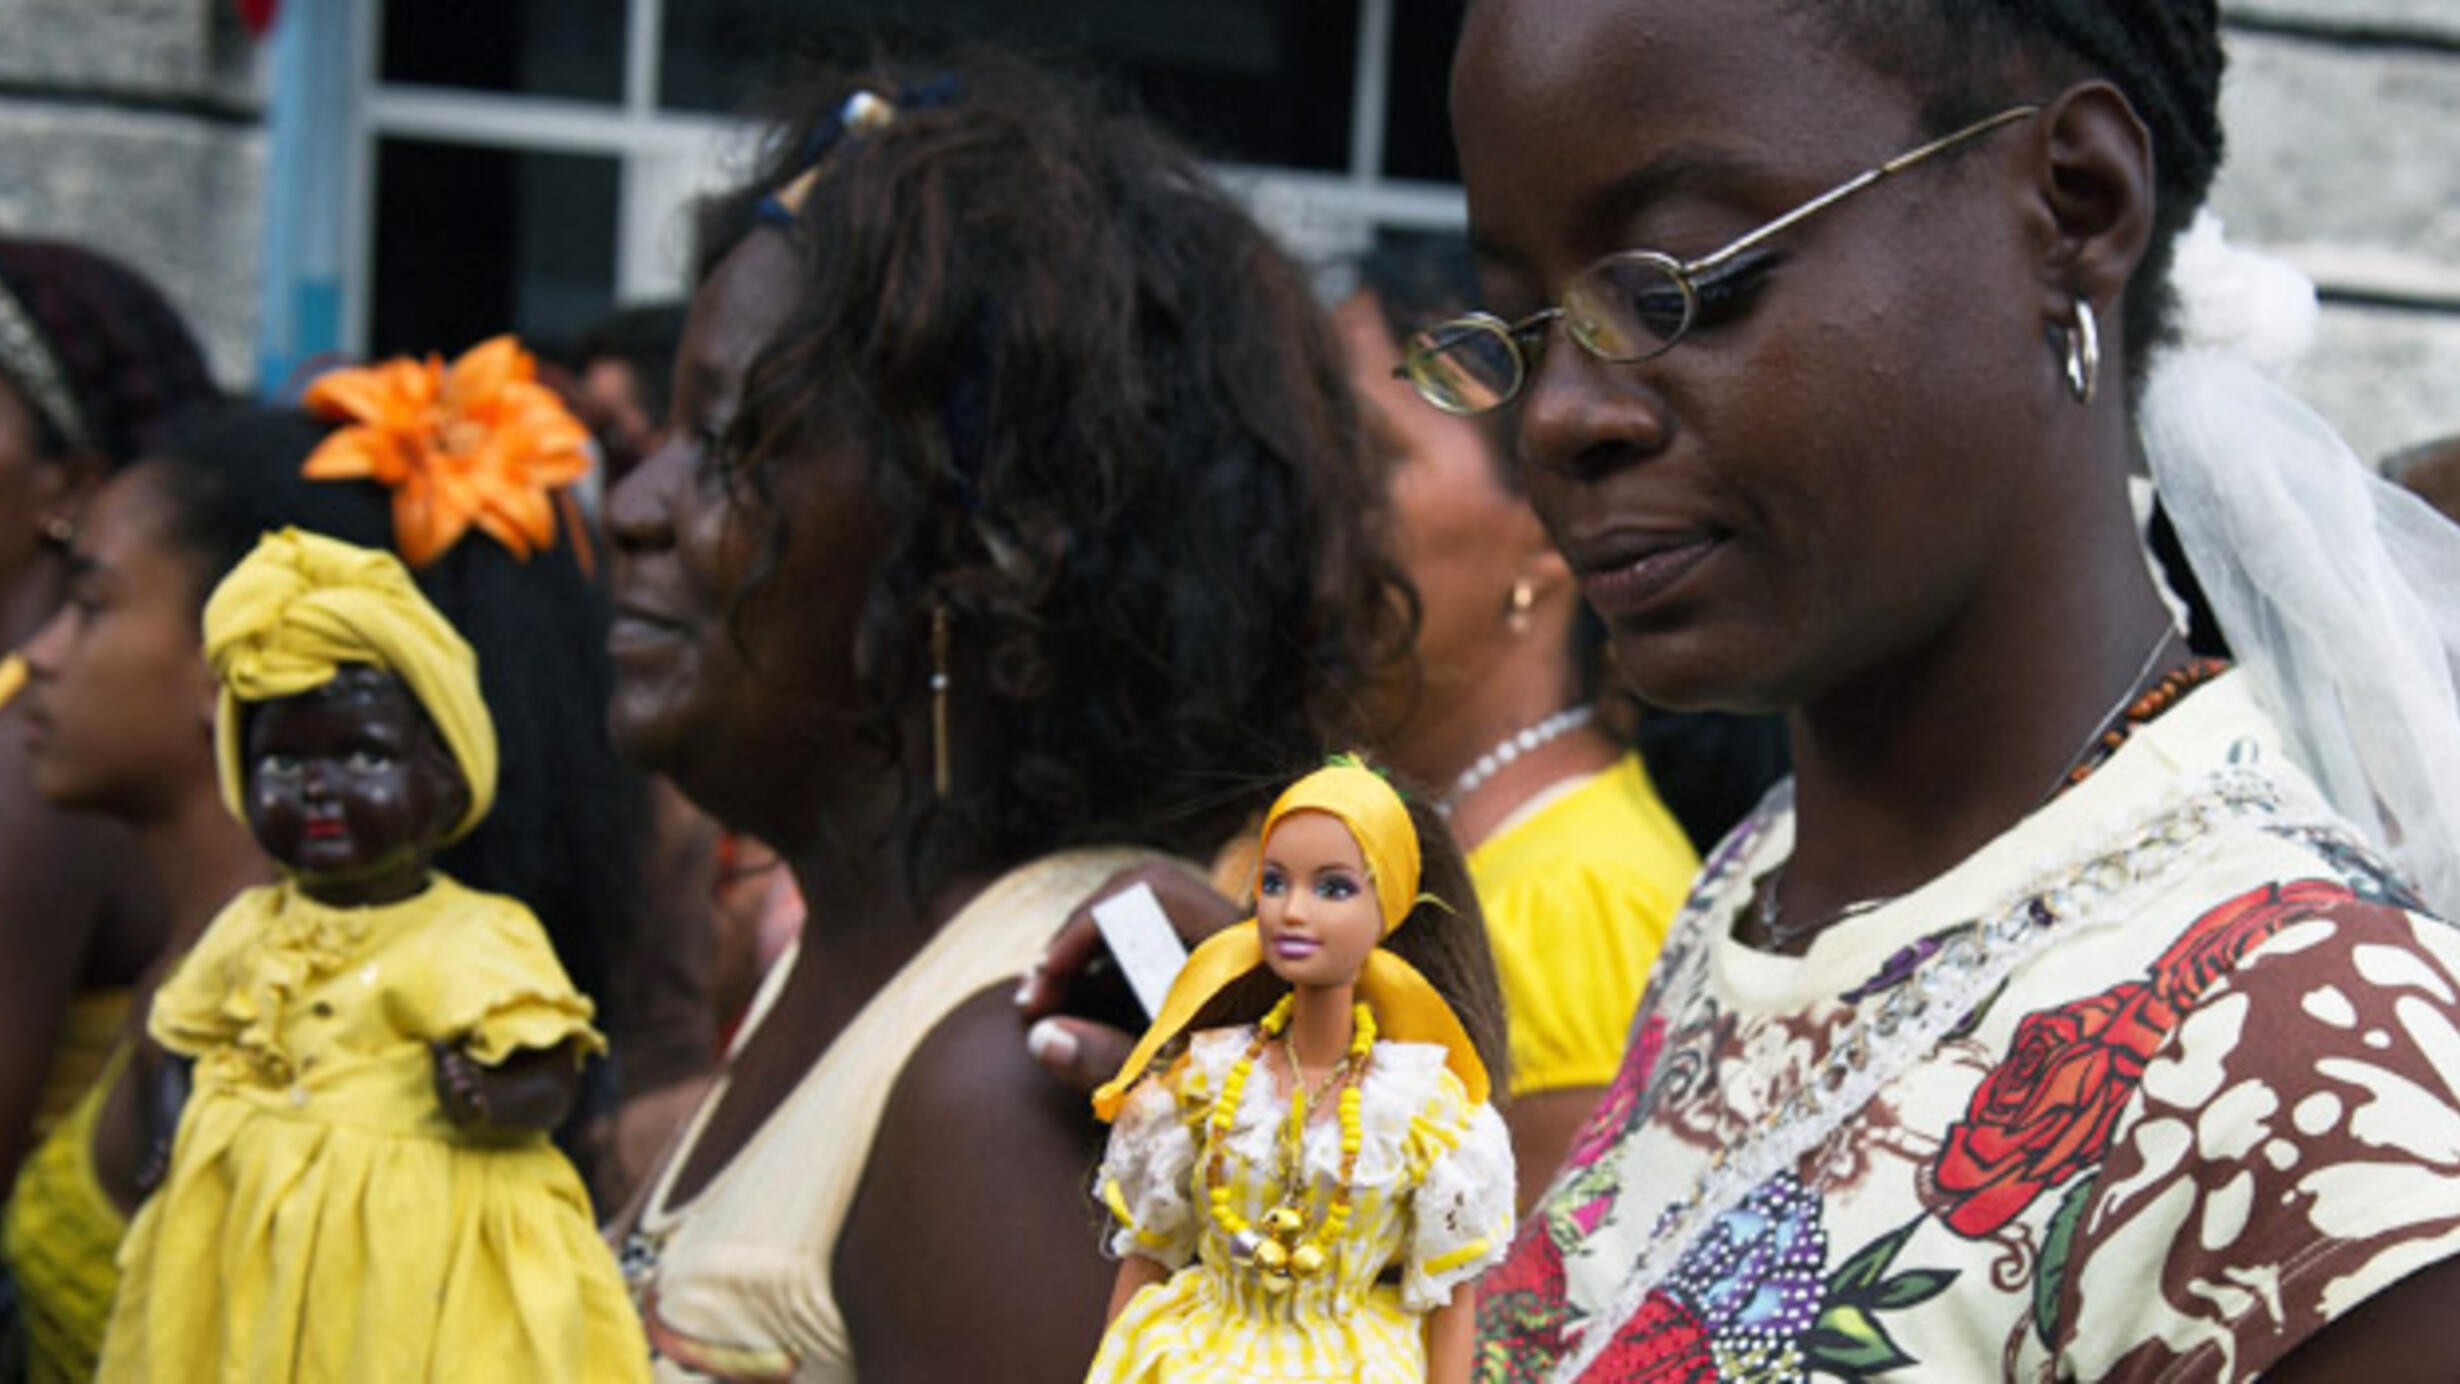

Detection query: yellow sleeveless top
(1469, 752), (1699, 1096)
(3, 1045), (131, 1384)
(1, 651), (141, 1381)
(26, 990), (129, 1144)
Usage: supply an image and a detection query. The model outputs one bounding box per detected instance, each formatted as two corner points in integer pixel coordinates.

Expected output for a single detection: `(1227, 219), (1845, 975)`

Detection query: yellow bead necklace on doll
(1206, 995), (1375, 1292)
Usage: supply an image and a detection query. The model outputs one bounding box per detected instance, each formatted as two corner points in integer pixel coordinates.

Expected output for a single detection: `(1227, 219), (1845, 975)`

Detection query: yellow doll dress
(95, 875), (649, 1383)
(1088, 1030), (1513, 1382)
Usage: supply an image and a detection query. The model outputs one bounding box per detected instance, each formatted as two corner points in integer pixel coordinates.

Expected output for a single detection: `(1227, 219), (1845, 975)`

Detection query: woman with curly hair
(601, 50), (1406, 1382)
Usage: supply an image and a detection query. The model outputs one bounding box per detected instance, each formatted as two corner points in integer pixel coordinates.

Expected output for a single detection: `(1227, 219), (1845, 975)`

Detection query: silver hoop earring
(40, 514), (76, 547)
(2063, 298), (2100, 405)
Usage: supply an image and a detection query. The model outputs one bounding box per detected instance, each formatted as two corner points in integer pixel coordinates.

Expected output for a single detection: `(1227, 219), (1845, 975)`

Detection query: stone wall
(2213, 3), (2460, 465)
(0, 0), (264, 388)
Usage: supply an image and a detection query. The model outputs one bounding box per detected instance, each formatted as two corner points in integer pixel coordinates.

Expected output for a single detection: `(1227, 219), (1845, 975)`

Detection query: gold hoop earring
(2063, 297), (2100, 405)
(1504, 577), (1536, 635)
(930, 603), (952, 799)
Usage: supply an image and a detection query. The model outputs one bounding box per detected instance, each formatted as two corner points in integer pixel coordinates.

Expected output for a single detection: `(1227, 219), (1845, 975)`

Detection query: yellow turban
(1093, 759), (1489, 1121)
(204, 528), (497, 842)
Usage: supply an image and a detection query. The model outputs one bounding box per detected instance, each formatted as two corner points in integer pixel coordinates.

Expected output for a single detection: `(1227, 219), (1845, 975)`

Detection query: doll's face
(1255, 810), (1386, 993)
(244, 667), (465, 906)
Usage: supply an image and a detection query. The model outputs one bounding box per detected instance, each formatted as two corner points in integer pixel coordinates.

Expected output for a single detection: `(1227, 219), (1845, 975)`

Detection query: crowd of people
(3, 2), (2459, 1380)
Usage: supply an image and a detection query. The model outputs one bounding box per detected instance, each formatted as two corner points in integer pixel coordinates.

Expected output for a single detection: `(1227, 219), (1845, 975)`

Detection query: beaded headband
(0, 274), (96, 456)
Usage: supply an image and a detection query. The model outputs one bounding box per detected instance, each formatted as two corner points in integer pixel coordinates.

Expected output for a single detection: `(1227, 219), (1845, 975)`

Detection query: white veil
(2141, 214), (2460, 916)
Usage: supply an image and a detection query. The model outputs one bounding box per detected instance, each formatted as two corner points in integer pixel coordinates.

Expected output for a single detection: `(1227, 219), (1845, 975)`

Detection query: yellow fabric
(202, 527), (497, 841)
(26, 987), (129, 1145)
(3, 1046), (131, 1384)
(98, 875), (643, 1383)
(1095, 764), (1490, 1121)
(1258, 760), (1422, 936)
(1469, 753), (1698, 1096)
(1088, 1034), (1512, 1382)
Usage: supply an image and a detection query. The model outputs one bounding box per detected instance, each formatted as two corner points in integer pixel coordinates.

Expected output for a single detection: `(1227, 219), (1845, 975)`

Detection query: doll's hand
(1016, 861), (1241, 1093)
(432, 1042), (491, 1128)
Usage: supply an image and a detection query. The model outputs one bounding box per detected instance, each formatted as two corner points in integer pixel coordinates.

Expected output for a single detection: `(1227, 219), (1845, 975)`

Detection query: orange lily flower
(301, 335), (594, 568)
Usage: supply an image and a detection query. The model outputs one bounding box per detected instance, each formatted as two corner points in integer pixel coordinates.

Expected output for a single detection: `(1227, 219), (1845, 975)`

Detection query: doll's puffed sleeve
(1402, 1067), (1515, 1313)
(1096, 1058), (1203, 1271)
(396, 878), (606, 1065)
(146, 886), (275, 1058)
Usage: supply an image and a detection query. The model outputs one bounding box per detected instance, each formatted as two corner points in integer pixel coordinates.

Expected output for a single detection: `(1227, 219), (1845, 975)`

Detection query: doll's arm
(1424, 1283), (1476, 1384)
(1106, 1255), (1170, 1326)
(130, 1052), (192, 1199)
(433, 1038), (582, 1136)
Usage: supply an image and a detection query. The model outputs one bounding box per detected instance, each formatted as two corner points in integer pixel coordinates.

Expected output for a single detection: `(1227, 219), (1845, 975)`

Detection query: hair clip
(0, 275), (95, 455)
(756, 76), (967, 229)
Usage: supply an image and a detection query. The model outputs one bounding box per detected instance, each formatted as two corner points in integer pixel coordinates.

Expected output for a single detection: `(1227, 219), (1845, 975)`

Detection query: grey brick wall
(2213, 2), (2460, 464)
(0, 0), (262, 388)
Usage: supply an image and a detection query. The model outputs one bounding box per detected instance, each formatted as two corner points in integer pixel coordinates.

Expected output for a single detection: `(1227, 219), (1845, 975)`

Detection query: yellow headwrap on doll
(1092, 759), (1489, 1121)
(203, 528), (498, 842)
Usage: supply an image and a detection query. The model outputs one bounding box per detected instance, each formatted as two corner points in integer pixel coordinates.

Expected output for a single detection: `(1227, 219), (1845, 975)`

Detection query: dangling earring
(39, 514), (76, 549)
(1504, 577), (1536, 635)
(2062, 297), (2100, 405)
(930, 603), (953, 799)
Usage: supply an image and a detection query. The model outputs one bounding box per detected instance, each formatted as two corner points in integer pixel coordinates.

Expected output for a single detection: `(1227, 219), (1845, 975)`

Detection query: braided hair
(0, 237), (218, 466)
(1810, 2), (2227, 385)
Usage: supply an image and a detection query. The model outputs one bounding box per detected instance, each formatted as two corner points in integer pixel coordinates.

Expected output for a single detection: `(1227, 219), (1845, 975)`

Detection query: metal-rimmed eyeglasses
(1396, 105), (2041, 416)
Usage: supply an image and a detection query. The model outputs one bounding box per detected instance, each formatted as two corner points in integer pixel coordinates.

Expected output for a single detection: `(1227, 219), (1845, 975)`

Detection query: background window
(379, 0), (627, 103)
(1383, 0), (1468, 182)
(657, 0), (1358, 170)
(369, 139), (620, 359)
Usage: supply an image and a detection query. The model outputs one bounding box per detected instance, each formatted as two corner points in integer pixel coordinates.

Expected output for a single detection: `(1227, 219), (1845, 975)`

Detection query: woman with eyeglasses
(1430, 2), (2460, 1380)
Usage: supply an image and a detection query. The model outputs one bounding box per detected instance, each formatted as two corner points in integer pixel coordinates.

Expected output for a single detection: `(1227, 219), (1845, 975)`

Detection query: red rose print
(1932, 981), (2179, 1237)
(2150, 878), (2352, 1008)
(1475, 1223), (1573, 1381)
(1580, 1291), (1717, 1383)
(1567, 1015), (1665, 1171)
(1482, 1221), (1567, 1310)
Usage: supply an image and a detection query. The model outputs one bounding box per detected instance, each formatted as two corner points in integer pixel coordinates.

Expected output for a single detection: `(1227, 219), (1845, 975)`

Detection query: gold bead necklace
(1206, 994), (1374, 1294)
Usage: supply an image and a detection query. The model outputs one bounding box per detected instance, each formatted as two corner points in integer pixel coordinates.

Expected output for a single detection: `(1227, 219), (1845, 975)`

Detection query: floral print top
(1477, 673), (2460, 1382)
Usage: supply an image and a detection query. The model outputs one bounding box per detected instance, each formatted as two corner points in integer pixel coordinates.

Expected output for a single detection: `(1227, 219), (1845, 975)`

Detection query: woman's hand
(1014, 862), (1242, 1092)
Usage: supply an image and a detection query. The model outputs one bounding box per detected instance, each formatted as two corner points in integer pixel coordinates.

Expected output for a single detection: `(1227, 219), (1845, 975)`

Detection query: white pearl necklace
(1436, 705), (1596, 818)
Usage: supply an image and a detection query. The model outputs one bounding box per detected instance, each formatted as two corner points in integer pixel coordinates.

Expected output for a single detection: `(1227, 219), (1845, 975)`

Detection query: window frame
(327, 0), (1464, 359)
